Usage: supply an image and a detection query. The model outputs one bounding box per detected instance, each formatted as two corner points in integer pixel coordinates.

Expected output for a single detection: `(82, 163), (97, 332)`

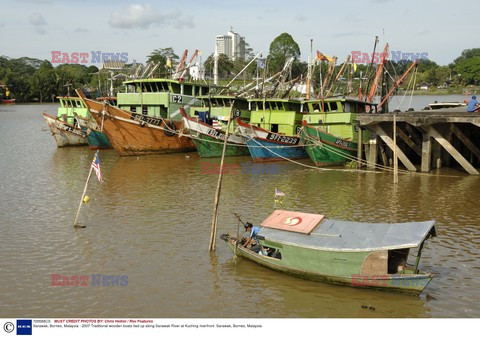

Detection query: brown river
(0, 102), (479, 318)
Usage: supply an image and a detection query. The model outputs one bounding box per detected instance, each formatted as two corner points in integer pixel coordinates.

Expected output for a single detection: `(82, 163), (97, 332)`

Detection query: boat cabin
(117, 79), (209, 120)
(247, 98), (306, 135)
(56, 97), (89, 125)
(190, 95), (251, 132)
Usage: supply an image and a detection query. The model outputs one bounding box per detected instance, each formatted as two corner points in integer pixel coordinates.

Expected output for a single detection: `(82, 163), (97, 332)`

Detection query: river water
(0, 99), (479, 318)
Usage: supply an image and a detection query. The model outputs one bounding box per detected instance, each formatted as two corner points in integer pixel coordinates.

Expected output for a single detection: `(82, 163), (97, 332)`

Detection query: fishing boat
(181, 96), (250, 157)
(0, 85), (15, 104)
(43, 97), (89, 147)
(300, 98), (375, 167)
(236, 98), (308, 162)
(222, 210), (437, 294)
(76, 79), (209, 156)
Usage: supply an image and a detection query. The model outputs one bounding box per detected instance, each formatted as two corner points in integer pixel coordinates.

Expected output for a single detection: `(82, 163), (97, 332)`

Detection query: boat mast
(306, 39), (313, 100)
(377, 59), (418, 110)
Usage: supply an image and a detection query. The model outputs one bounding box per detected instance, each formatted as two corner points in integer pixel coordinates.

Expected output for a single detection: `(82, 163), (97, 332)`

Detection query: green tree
(31, 60), (57, 102)
(455, 57), (480, 85)
(204, 53), (234, 78)
(267, 33), (301, 75)
(147, 47), (179, 77)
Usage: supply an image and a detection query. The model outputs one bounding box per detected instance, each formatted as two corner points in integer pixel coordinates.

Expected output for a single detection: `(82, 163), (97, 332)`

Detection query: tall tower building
(215, 29), (246, 61)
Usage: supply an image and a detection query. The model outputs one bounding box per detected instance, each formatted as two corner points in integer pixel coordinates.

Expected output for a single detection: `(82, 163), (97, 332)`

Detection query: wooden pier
(357, 112), (480, 175)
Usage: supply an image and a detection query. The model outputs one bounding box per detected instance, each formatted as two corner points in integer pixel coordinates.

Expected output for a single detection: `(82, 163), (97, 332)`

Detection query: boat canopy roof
(259, 210), (437, 252)
(122, 78), (208, 87)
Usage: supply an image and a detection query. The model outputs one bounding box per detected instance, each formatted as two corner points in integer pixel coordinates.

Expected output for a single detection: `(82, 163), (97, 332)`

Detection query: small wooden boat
(76, 89), (195, 156)
(222, 210), (437, 294)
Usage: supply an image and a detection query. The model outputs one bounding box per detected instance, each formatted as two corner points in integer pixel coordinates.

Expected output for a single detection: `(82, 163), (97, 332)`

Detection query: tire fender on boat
(164, 121), (176, 137)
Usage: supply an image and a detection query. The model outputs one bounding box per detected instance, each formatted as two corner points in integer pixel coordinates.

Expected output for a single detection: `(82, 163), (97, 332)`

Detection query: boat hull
(182, 114), (249, 157)
(246, 137), (307, 162)
(82, 127), (113, 150)
(79, 96), (195, 156)
(224, 238), (432, 294)
(192, 133), (249, 157)
(236, 120), (307, 162)
(301, 124), (357, 167)
(43, 113), (87, 147)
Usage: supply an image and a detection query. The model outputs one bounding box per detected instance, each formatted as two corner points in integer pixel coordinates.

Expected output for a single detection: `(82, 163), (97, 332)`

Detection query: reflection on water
(0, 103), (479, 318)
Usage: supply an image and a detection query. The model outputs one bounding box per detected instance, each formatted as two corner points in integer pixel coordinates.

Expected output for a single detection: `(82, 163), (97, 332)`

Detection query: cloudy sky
(0, 0), (476, 66)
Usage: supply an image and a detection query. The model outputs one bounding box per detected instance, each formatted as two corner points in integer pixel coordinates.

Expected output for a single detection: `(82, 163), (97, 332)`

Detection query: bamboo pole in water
(73, 164), (94, 228)
(393, 113), (398, 184)
(209, 102), (236, 251)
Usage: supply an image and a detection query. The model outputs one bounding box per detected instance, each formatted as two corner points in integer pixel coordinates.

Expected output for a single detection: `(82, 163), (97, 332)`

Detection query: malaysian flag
(91, 150), (103, 183)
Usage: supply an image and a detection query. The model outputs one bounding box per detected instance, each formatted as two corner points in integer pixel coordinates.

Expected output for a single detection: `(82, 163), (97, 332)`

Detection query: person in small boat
(467, 96), (478, 112)
(243, 222), (261, 252)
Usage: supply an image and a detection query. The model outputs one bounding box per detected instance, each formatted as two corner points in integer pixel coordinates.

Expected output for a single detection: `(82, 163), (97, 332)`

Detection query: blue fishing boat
(236, 98), (307, 162)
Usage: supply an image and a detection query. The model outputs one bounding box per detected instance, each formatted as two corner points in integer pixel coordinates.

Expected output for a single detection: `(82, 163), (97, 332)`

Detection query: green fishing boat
(222, 210), (437, 294)
(236, 98), (308, 162)
(300, 98), (376, 166)
(43, 97), (90, 147)
(181, 96), (251, 157)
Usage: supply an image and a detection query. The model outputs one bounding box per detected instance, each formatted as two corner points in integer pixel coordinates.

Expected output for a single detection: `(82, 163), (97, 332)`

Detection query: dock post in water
(209, 102), (236, 251)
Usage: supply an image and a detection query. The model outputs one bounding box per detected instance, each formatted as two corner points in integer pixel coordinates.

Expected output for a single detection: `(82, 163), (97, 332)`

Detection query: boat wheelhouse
(236, 98), (308, 162)
(117, 79), (210, 121)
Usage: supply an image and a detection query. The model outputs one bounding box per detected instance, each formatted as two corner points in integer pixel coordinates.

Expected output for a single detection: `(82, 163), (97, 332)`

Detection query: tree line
(1, 33), (479, 102)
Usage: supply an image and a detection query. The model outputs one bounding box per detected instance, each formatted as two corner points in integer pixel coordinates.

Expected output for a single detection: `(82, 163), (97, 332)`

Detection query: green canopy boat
(222, 210), (437, 294)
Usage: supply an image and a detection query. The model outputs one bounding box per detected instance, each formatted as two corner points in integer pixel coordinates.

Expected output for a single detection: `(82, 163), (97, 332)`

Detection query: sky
(0, 0), (477, 66)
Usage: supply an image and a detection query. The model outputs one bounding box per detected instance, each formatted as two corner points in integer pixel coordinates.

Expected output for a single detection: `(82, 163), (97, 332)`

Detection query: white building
(215, 29), (245, 61)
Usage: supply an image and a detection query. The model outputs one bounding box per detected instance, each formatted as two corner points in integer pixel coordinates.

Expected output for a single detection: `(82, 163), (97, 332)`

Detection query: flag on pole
(352, 61), (357, 72)
(91, 150), (103, 183)
(275, 188), (285, 197)
(315, 51), (334, 63)
(257, 59), (265, 69)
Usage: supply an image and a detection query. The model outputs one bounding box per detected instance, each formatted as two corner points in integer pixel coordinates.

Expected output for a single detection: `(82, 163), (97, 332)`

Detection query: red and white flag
(91, 150), (103, 183)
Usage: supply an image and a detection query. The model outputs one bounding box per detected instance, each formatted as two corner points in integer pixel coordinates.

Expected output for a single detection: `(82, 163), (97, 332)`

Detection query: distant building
(215, 29), (245, 61)
(419, 82), (430, 90)
(189, 62), (205, 81)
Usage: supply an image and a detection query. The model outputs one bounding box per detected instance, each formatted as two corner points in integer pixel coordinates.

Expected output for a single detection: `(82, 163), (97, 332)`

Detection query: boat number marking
(130, 113), (163, 127)
(335, 139), (349, 148)
(266, 133), (300, 145)
(57, 123), (84, 136)
(284, 217), (302, 226)
(207, 128), (226, 140)
(172, 95), (182, 103)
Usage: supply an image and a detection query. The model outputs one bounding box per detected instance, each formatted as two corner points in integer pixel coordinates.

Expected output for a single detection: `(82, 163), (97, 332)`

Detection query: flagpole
(73, 164), (94, 228)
